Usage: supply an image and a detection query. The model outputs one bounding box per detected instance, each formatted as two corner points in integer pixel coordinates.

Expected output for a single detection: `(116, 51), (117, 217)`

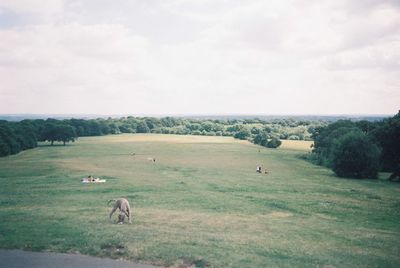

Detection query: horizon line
(0, 113), (394, 117)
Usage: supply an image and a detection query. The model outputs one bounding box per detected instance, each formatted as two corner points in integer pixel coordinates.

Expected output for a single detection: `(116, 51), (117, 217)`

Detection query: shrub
(371, 111), (400, 172)
(288, 135), (300, 140)
(266, 137), (282, 148)
(234, 129), (251, 140)
(253, 132), (268, 146)
(331, 131), (381, 179)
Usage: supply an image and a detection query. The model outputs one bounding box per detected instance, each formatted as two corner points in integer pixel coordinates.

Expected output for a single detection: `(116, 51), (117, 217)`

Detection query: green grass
(0, 134), (399, 267)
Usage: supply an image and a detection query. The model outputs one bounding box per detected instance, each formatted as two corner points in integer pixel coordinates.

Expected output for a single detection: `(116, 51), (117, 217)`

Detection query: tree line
(0, 119), (78, 156)
(310, 111), (400, 180)
(0, 117), (326, 157)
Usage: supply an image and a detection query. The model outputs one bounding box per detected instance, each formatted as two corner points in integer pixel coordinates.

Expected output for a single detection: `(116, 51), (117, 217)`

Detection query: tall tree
(56, 125), (77, 145)
(136, 121), (150, 133)
(371, 111), (400, 174)
(331, 130), (381, 179)
(41, 123), (77, 145)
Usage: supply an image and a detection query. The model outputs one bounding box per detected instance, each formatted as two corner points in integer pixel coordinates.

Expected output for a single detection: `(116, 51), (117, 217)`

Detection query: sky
(0, 0), (399, 116)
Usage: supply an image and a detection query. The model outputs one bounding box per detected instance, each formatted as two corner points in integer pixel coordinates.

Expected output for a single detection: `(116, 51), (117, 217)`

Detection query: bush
(331, 131), (381, 179)
(312, 120), (360, 166)
(253, 132), (268, 146)
(234, 129), (251, 140)
(371, 111), (400, 172)
(288, 135), (300, 140)
(266, 137), (282, 148)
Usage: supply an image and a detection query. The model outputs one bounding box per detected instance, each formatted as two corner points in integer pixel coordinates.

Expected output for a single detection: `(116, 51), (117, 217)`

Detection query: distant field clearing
(82, 133), (250, 144)
(279, 139), (313, 151)
(83, 134), (314, 152)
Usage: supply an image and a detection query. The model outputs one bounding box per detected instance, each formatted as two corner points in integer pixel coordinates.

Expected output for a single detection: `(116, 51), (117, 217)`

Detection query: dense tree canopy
(311, 112), (400, 180)
(1, 116), (320, 156)
(40, 123), (77, 145)
(253, 132), (269, 147)
(330, 130), (381, 179)
(371, 112), (400, 172)
(233, 128), (251, 140)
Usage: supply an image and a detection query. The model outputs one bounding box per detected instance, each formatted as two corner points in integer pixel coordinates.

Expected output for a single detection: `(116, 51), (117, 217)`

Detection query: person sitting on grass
(256, 166), (262, 173)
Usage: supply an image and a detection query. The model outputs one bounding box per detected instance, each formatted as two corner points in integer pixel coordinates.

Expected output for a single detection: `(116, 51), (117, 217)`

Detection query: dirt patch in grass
(100, 242), (128, 257)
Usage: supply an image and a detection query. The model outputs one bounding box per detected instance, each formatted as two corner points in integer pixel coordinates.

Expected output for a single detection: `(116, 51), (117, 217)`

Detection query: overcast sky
(0, 0), (399, 116)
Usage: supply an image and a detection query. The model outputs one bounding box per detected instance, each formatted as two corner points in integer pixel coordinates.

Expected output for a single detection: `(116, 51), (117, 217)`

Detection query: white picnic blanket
(81, 178), (106, 183)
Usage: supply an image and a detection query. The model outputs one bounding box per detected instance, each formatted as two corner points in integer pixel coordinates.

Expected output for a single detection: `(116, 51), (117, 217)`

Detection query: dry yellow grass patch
(279, 140), (314, 151)
(83, 134), (251, 144)
(269, 211), (292, 218)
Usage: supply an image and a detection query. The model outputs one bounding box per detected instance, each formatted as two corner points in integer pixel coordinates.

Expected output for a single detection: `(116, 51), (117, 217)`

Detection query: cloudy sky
(0, 0), (399, 116)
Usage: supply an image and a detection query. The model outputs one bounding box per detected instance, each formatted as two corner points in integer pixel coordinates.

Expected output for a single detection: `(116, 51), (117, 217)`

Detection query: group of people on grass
(256, 166), (269, 174)
(81, 175), (106, 183)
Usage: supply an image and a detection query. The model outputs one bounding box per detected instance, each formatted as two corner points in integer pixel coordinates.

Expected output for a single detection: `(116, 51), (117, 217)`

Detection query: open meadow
(0, 134), (399, 267)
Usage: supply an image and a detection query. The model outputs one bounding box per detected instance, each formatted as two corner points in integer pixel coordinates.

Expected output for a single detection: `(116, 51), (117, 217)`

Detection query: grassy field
(0, 134), (399, 267)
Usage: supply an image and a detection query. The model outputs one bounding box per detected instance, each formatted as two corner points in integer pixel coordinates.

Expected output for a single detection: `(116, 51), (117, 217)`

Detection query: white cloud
(0, 23), (158, 113)
(0, 0), (64, 14)
(0, 0), (399, 115)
